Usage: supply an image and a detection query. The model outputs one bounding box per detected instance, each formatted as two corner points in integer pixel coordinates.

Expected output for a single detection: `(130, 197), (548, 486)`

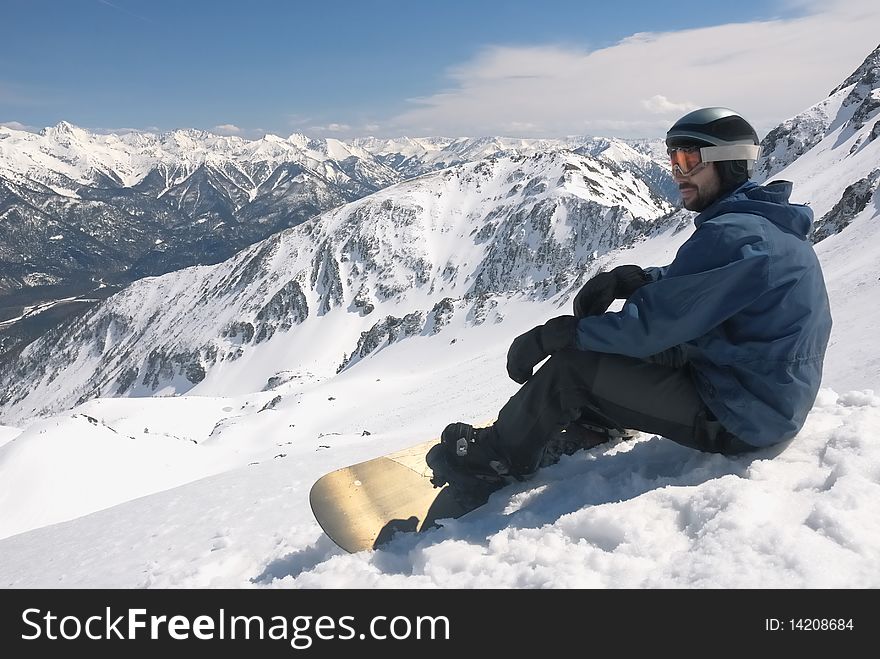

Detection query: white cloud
(291, 115), (374, 138)
(0, 121), (38, 132)
(387, 0), (880, 139)
(305, 122), (389, 139)
(641, 95), (697, 115)
(212, 124), (242, 135)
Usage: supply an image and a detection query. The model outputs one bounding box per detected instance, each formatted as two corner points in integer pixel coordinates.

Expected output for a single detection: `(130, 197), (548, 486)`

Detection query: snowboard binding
(425, 433), (510, 510)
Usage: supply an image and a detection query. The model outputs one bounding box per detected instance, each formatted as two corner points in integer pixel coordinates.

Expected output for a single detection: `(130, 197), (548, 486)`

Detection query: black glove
(506, 315), (578, 384)
(572, 265), (651, 317)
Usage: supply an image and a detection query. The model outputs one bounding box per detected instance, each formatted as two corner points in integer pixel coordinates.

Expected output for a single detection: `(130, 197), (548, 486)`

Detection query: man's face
(673, 161), (723, 212)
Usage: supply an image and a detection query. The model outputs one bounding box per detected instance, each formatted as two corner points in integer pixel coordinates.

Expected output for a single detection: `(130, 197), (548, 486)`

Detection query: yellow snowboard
(309, 437), (477, 553)
(309, 420), (622, 552)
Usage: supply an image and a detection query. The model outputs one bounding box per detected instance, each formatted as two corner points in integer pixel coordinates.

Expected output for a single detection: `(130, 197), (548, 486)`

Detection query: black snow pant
(493, 347), (757, 475)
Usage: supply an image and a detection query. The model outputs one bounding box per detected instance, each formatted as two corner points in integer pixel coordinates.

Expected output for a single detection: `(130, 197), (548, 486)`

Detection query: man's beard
(680, 185), (712, 212)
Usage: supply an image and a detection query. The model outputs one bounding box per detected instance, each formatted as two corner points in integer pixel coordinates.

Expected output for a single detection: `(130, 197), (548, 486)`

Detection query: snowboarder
(428, 107), (833, 489)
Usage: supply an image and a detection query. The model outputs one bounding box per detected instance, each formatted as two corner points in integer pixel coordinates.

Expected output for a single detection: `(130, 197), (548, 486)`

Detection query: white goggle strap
(699, 144), (762, 163)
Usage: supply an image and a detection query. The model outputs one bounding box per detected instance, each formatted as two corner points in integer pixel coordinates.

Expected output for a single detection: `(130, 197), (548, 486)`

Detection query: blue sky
(2, 0), (879, 139)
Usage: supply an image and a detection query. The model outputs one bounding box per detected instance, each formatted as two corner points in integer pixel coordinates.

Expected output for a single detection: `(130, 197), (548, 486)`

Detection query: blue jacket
(575, 180), (832, 447)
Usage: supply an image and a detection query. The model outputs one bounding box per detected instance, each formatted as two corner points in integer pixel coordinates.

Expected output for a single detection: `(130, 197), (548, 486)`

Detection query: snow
(0, 364), (877, 588)
(812, 200), (880, 390)
(1, 210), (879, 587)
(0, 295), (82, 329)
(1, 71), (880, 589)
(0, 122), (377, 192)
(0, 426), (20, 450)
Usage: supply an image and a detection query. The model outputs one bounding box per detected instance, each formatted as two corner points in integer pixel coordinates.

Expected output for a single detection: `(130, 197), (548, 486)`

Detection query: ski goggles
(668, 144), (762, 176)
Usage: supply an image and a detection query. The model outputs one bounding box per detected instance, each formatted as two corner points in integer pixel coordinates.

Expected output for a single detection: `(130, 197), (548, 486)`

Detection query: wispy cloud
(212, 124), (242, 136)
(387, 0), (880, 138)
(0, 120), (39, 132)
(297, 121), (387, 139)
(96, 0), (156, 25)
(311, 123), (351, 133)
(641, 95), (697, 115)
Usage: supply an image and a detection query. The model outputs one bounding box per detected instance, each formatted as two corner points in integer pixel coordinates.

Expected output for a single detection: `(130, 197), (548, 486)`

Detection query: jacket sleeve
(575, 217), (771, 358)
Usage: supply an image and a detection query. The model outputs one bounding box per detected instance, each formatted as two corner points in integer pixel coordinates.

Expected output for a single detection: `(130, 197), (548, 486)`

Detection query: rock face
(829, 43), (880, 134)
(0, 150), (672, 423)
(812, 169), (880, 242)
(755, 103), (840, 182)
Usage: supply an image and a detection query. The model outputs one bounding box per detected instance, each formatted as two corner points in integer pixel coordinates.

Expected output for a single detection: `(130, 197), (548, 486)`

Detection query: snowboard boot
(539, 420), (634, 468)
(426, 423), (514, 508)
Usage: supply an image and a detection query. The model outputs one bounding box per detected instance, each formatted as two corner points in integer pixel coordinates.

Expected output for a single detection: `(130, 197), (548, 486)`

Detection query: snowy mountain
(756, 43), (880, 185)
(353, 133), (674, 200)
(0, 150), (671, 424)
(0, 122), (392, 193)
(0, 124), (402, 355)
(0, 124), (669, 358)
(0, 44), (878, 589)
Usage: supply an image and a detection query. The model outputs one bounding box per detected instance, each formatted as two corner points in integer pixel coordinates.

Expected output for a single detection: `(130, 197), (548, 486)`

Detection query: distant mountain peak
(756, 42), (880, 181)
(286, 132), (310, 148)
(39, 120), (84, 140)
(830, 42), (880, 96)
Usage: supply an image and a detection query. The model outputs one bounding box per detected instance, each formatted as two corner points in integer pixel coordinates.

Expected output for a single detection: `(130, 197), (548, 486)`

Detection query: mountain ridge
(0, 122), (671, 356)
(0, 149), (673, 424)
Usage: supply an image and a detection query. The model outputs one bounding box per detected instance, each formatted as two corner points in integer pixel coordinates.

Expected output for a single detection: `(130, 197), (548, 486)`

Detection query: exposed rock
(812, 169), (880, 242)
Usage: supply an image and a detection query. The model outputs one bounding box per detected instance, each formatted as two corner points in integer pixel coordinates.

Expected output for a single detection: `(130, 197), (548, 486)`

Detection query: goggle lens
(668, 147), (703, 176)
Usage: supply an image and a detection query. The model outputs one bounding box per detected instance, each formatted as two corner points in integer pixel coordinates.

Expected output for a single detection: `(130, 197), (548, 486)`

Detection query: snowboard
(309, 436), (479, 553)
(309, 421), (626, 553)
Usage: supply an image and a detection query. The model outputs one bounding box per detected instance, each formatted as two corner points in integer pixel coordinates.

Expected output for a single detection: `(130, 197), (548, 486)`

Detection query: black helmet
(666, 107), (761, 187)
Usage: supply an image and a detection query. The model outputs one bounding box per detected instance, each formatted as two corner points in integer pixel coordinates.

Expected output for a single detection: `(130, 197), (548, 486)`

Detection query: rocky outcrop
(338, 312), (426, 372)
(812, 169), (880, 242)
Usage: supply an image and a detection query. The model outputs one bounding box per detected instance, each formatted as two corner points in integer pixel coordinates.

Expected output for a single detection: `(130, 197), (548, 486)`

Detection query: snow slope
(1, 46), (879, 590)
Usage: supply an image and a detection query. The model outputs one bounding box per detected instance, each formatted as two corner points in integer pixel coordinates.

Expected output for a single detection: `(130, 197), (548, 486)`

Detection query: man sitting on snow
(428, 107), (833, 494)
